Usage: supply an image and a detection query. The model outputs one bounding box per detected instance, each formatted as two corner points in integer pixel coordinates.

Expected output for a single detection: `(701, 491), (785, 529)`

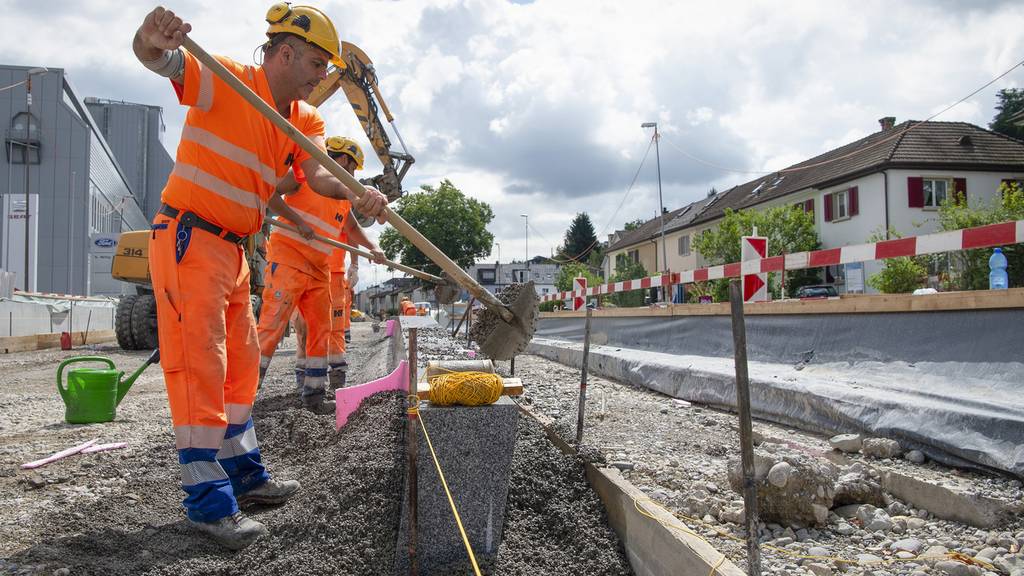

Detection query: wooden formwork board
(0, 330), (116, 354)
(541, 287), (1024, 319)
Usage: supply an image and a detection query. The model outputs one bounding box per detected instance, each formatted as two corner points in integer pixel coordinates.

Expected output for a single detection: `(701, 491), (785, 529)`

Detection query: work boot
(237, 478), (301, 507)
(190, 511), (267, 550)
(329, 370), (347, 390)
(294, 368), (305, 391)
(302, 392), (336, 415)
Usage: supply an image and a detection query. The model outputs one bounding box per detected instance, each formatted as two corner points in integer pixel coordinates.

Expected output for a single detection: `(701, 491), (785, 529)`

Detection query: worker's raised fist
(139, 7), (191, 51)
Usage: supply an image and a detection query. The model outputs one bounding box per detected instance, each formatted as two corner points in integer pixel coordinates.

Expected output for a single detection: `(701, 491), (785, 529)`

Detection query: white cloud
(7, 0), (1024, 287)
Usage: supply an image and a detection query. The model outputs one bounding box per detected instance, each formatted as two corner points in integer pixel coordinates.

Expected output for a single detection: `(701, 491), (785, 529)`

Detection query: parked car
(795, 285), (838, 299)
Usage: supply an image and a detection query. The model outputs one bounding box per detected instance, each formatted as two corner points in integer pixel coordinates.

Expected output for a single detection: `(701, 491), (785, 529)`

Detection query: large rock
(829, 434), (863, 453)
(862, 438), (902, 459)
(727, 443), (837, 527)
(832, 465), (886, 507)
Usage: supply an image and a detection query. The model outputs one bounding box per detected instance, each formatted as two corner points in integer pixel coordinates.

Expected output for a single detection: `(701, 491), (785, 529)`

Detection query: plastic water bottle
(989, 248), (1008, 290)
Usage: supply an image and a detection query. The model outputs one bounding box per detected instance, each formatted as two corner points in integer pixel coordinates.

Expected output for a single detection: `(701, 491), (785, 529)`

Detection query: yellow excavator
(111, 42), (413, 350)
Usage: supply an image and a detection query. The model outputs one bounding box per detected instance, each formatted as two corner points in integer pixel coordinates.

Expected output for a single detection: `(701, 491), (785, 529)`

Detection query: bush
(868, 257), (927, 293)
(609, 255), (648, 307)
(866, 228), (927, 293)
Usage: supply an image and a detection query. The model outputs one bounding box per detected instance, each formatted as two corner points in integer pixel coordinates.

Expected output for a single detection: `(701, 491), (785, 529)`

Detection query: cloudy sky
(5, 0), (1024, 289)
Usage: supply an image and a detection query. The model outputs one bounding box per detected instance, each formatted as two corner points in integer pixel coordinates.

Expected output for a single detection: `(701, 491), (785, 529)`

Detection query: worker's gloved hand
(347, 265), (359, 286)
(353, 186), (388, 224)
(139, 7), (191, 51)
(369, 246), (386, 264)
(297, 221), (316, 240)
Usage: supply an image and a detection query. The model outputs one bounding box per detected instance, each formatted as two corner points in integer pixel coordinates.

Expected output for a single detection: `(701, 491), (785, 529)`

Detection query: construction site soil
(0, 323), (632, 576)
(506, 351), (1024, 576)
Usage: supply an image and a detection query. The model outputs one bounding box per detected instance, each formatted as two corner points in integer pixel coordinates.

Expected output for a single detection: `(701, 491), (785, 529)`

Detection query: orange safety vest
(327, 228), (350, 274)
(268, 183), (350, 280)
(400, 301), (417, 316)
(162, 50), (325, 236)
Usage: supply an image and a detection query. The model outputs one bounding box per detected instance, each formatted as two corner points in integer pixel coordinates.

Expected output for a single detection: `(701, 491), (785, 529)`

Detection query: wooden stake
(575, 306), (592, 446)
(407, 326), (419, 576)
(729, 281), (761, 576)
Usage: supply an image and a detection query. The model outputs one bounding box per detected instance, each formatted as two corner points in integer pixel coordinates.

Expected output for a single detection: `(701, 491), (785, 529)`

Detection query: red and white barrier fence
(541, 219), (1024, 303)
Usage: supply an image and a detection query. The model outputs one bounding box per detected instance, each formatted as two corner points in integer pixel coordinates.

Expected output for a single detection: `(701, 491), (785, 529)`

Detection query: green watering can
(57, 349), (160, 424)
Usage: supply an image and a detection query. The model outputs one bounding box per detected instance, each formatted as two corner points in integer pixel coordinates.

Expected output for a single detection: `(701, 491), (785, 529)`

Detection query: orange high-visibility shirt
(401, 301), (417, 316)
(268, 183), (350, 280)
(326, 218), (352, 273)
(161, 49), (325, 236)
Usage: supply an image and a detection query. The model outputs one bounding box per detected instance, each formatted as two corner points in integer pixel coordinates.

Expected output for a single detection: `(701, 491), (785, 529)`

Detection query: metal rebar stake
(575, 307), (593, 446)
(510, 355), (515, 377)
(407, 326), (419, 576)
(728, 281), (761, 576)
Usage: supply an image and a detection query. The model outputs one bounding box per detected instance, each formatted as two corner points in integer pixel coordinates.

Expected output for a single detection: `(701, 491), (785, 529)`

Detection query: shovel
(180, 37), (537, 360)
(268, 216), (461, 306)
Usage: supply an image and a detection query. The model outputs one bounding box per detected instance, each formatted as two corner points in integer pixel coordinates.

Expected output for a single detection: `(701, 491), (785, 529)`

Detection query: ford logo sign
(94, 238), (117, 248)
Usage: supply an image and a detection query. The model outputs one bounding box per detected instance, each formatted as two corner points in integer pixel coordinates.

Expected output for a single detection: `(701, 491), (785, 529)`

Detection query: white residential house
(605, 118), (1024, 295)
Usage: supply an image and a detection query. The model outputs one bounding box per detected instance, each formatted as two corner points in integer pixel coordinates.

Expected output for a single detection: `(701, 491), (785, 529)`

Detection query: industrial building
(0, 64), (172, 296)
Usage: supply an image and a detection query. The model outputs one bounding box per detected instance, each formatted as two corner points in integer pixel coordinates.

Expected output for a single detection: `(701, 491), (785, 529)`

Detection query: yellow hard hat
(265, 3), (343, 67)
(325, 136), (364, 170)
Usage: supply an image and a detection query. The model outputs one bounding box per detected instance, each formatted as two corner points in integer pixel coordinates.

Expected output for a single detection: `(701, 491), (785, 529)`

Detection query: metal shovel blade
(472, 282), (539, 360)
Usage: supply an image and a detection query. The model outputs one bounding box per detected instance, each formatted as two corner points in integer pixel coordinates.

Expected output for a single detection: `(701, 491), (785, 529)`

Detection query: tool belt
(159, 204), (246, 244)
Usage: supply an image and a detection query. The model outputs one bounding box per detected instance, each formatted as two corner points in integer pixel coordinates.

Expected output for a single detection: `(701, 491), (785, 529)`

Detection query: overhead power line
(661, 56), (1024, 177)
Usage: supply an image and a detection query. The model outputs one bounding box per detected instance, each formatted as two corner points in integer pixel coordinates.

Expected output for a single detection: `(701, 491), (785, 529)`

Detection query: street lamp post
(495, 242), (501, 289)
(520, 214), (529, 272)
(23, 67), (48, 293)
(642, 122), (667, 302)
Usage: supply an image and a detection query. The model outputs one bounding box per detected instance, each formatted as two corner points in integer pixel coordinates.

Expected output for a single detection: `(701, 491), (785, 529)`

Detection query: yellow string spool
(427, 371), (504, 406)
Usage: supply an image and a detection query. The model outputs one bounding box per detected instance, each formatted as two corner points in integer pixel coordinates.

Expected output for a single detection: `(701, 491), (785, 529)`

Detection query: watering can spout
(116, 349), (160, 406)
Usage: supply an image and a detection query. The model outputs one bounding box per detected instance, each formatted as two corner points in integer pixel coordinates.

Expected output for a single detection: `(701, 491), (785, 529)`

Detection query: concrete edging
(517, 403), (744, 576)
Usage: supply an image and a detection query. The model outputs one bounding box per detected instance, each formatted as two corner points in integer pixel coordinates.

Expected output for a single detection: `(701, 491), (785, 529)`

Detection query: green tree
(608, 254), (648, 307)
(935, 181), (1024, 290)
(379, 179), (494, 277)
(623, 219), (645, 232)
(693, 206), (821, 301)
(866, 229), (928, 293)
(989, 88), (1024, 141)
(555, 261), (601, 292)
(558, 213), (598, 262)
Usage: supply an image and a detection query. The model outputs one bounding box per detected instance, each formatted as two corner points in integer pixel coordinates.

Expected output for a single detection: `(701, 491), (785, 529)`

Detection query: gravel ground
(1, 325), (405, 576)
(1, 323), (634, 576)
(504, 353), (1024, 576)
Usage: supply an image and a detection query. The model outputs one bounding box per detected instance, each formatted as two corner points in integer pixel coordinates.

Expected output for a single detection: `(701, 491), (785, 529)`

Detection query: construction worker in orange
(259, 136), (383, 399)
(400, 296), (417, 316)
(134, 4), (387, 549)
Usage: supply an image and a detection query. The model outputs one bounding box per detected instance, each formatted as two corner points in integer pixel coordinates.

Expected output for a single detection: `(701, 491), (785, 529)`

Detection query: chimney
(879, 116), (896, 131)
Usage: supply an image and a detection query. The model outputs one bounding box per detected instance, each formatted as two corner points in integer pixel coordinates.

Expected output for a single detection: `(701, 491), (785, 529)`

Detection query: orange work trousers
(256, 262), (331, 398)
(150, 214), (268, 523)
(328, 270), (349, 370)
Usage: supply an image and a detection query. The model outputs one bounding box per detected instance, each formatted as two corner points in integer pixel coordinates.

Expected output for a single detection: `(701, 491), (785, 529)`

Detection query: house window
(824, 186), (858, 222)
(923, 178), (949, 209)
(477, 268), (496, 283)
(834, 190), (849, 220)
(677, 235), (691, 256)
(627, 249), (639, 263)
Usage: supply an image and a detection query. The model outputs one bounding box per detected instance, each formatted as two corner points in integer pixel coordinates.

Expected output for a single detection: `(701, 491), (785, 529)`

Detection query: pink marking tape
(336, 360), (409, 429)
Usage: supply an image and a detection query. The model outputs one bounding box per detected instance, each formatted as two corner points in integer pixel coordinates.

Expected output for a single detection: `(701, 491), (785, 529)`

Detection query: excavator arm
(307, 41), (414, 206)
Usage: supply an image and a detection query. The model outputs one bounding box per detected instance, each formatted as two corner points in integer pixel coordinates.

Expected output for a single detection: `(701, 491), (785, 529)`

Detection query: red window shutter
(805, 198), (814, 215)
(824, 193), (834, 222)
(908, 177), (924, 208)
(848, 186), (859, 216)
(953, 178), (967, 205)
